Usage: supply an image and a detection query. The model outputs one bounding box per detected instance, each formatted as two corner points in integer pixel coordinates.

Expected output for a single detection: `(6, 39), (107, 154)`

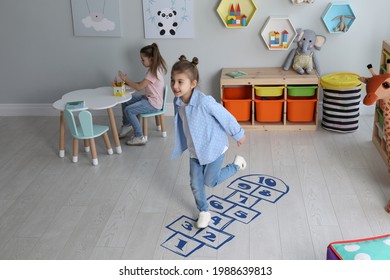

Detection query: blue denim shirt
(171, 88), (245, 165)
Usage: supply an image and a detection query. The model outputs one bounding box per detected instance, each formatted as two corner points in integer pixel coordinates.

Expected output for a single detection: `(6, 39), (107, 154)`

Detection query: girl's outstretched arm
(118, 70), (150, 91)
(237, 135), (246, 147)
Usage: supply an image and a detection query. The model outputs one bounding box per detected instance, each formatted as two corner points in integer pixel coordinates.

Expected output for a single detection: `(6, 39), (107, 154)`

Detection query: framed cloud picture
(71, 0), (121, 37)
(143, 0), (194, 39)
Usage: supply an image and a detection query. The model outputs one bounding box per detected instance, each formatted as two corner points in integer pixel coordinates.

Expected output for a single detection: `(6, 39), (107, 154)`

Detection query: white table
(53, 86), (134, 157)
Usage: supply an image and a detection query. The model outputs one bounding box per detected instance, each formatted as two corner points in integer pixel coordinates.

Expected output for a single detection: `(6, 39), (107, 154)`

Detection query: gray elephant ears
(295, 28), (303, 42)
(314, 35), (326, 50)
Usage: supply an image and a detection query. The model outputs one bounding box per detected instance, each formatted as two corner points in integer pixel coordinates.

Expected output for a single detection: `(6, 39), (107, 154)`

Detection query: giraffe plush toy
(359, 59), (390, 213)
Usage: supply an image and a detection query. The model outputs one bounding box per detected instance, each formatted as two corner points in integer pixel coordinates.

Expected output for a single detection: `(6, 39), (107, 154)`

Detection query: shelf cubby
(260, 16), (297, 50)
(322, 2), (356, 33)
(217, 0), (257, 28)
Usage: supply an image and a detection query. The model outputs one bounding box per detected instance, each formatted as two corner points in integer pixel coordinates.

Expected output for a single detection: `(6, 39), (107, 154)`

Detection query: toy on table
(112, 76), (126, 96)
(283, 28), (326, 75)
(359, 59), (390, 213)
(332, 15), (355, 32)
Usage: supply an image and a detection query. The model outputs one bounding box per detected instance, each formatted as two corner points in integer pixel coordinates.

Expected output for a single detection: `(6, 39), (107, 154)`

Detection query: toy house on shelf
(227, 4), (247, 27)
(261, 16), (297, 50)
(217, 0), (257, 28)
(269, 30), (289, 49)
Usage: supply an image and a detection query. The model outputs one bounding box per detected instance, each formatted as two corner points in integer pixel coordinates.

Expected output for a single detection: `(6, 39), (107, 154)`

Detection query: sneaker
(125, 136), (147, 146)
(118, 125), (133, 139)
(196, 211), (211, 229)
(233, 155), (247, 170)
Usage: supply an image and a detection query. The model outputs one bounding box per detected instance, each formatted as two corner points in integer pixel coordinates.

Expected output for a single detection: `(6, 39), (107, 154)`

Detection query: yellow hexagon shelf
(260, 16), (297, 50)
(217, 0), (257, 28)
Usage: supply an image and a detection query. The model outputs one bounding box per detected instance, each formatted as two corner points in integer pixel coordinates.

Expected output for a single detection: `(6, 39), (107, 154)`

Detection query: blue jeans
(189, 153), (239, 212)
(121, 95), (158, 137)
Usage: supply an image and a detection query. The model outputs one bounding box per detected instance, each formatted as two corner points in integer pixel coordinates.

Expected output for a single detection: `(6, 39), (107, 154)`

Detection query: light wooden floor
(0, 114), (390, 260)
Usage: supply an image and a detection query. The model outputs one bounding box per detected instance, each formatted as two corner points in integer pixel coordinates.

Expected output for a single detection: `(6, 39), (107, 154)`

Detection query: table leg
(59, 111), (65, 158)
(107, 108), (122, 154)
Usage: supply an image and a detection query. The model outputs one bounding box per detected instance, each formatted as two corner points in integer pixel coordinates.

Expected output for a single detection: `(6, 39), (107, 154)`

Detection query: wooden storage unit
(220, 67), (320, 130)
(371, 40), (390, 163)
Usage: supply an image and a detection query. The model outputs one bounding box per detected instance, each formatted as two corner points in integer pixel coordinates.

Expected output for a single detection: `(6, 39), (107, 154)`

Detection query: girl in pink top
(118, 43), (167, 146)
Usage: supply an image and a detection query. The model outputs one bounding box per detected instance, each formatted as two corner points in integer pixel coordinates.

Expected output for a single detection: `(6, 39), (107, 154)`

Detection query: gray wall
(1, 0), (389, 115)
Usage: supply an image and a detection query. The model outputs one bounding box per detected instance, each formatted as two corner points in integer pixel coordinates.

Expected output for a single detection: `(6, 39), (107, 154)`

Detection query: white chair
(140, 86), (168, 140)
(64, 108), (113, 165)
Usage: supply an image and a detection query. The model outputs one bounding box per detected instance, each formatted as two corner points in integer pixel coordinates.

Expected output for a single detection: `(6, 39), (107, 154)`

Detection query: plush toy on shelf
(283, 28), (326, 75)
(332, 15), (355, 32)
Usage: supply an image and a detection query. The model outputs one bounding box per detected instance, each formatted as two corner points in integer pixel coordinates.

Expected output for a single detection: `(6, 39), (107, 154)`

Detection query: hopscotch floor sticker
(161, 174), (290, 257)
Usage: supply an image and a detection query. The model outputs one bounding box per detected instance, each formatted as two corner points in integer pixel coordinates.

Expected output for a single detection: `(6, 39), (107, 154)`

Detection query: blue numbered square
(166, 215), (200, 238)
(224, 205), (261, 224)
(225, 190), (261, 209)
(193, 226), (234, 249)
(209, 212), (235, 231)
(207, 195), (236, 215)
(161, 232), (204, 257)
(227, 179), (259, 195)
(251, 186), (285, 203)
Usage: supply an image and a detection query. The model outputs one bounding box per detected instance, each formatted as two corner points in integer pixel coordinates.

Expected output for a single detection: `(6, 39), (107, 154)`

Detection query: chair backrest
(64, 109), (79, 137)
(64, 109), (94, 138)
(161, 85), (168, 112)
(78, 110), (94, 137)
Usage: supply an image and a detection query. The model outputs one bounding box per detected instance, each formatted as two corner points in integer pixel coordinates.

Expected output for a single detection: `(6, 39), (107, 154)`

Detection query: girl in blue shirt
(171, 55), (247, 228)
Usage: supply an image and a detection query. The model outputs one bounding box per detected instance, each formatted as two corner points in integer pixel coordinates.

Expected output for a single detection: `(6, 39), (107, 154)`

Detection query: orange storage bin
(223, 86), (252, 99)
(254, 98), (284, 122)
(287, 97), (316, 122)
(223, 87), (252, 122)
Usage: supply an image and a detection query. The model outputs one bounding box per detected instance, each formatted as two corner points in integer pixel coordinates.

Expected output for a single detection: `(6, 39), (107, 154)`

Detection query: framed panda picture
(142, 0), (194, 39)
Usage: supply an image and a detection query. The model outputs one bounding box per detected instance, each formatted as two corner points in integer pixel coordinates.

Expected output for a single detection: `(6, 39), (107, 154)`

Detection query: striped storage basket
(320, 73), (362, 133)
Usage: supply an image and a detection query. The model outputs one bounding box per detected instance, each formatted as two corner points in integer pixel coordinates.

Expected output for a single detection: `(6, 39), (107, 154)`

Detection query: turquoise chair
(140, 86), (168, 140)
(64, 108), (113, 165)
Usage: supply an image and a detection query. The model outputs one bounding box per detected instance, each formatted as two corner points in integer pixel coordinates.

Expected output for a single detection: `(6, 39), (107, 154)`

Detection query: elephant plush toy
(283, 29), (326, 75)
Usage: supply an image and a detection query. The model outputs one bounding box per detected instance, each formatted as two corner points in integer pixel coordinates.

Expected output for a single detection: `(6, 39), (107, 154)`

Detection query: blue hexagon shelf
(322, 2), (355, 33)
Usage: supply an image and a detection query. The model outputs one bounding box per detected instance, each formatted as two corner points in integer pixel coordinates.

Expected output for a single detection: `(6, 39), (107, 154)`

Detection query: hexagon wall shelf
(217, 0), (257, 28)
(322, 2), (356, 33)
(260, 16), (297, 50)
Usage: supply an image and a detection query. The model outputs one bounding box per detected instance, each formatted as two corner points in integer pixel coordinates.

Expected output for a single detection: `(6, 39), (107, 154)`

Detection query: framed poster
(143, 0), (194, 39)
(71, 0), (121, 37)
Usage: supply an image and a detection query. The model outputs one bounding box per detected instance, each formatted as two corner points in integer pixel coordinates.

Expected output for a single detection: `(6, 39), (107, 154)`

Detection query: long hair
(140, 43), (167, 78)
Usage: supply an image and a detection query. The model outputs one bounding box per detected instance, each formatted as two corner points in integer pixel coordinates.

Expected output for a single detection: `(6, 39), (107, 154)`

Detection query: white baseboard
(0, 102), (374, 117)
(0, 103), (175, 117)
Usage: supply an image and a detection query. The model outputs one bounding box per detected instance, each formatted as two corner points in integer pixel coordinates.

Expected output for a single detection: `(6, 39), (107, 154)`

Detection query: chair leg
(160, 114), (167, 138)
(89, 138), (98, 166)
(72, 138), (79, 163)
(103, 133), (113, 155)
(59, 111), (65, 158)
(84, 139), (90, 152)
(155, 116), (161, 131)
(143, 117), (148, 141)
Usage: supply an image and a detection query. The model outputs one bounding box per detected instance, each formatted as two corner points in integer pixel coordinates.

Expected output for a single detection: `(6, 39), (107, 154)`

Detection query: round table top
(52, 86), (134, 111)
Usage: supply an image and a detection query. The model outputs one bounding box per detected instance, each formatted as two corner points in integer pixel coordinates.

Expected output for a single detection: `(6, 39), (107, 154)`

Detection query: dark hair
(171, 55), (200, 83)
(140, 43), (167, 78)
